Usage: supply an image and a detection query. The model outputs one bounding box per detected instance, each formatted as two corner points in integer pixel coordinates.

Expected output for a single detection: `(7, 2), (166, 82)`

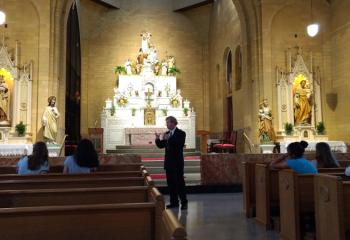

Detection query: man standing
(155, 116), (188, 210)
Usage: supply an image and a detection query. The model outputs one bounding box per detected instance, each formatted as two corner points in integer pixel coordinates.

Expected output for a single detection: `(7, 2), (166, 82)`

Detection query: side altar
(262, 46), (347, 153)
(101, 32), (196, 153)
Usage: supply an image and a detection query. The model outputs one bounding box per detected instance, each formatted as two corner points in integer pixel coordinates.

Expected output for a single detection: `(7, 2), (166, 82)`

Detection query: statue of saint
(125, 59), (132, 75)
(258, 99), (276, 142)
(161, 61), (168, 76)
(0, 76), (9, 123)
(140, 32), (152, 54)
(294, 80), (312, 125)
(42, 96), (60, 144)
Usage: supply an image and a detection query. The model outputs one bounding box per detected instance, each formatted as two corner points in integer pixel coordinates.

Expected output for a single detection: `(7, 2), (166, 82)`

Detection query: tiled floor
(166, 193), (279, 240)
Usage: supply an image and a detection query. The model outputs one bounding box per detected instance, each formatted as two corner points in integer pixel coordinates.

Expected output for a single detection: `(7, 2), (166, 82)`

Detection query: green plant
(183, 108), (189, 117)
(316, 121), (326, 135)
(131, 108), (136, 116)
(109, 104), (116, 116)
(284, 122), (294, 135)
(114, 66), (127, 75)
(168, 67), (181, 76)
(15, 121), (26, 137)
(161, 108), (168, 116)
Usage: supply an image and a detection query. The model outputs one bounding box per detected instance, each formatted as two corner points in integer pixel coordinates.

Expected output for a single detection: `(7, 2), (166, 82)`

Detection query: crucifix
(145, 88), (153, 106)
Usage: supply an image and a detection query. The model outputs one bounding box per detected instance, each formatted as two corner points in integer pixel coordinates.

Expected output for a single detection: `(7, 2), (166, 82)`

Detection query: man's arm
(155, 132), (166, 149)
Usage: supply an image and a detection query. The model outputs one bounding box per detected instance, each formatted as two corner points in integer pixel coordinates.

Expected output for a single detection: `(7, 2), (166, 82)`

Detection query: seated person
(270, 141), (317, 174)
(315, 142), (340, 168)
(345, 166), (350, 176)
(63, 139), (99, 174)
(17, 142), (49, 175)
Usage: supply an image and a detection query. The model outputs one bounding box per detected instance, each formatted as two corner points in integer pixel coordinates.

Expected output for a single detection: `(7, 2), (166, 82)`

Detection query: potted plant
(113, 66), (127, 75)
(15, 121), (26, 137)
(316, 121), (326, 135)
(168, 67), (181, 76)
(284, 122), (294, 136)
(183, 108), (189, 117)
(131, 108), (136, 116)
(109, 104), (116, 116)
(161, 108), (168, 117)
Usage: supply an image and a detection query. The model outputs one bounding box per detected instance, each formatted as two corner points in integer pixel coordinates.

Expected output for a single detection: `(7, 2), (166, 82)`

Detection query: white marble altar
(101, 32), (196, 153)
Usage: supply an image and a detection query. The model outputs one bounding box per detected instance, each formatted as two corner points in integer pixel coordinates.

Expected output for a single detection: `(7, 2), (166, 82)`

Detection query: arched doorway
(65, 2), (81, 154)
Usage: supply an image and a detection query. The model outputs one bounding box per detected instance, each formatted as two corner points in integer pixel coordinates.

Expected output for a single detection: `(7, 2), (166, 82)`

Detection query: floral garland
(117, 95), (128, 107)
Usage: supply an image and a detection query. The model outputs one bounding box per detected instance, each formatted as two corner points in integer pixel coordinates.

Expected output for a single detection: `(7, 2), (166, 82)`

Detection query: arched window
(226, 50), (232, 94)
(235, 45), (242, 90)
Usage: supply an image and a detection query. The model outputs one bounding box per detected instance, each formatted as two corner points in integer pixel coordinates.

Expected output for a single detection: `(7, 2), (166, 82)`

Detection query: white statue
(148, 45), (158, 65)
(161, 61), (168, 76)
(42, 96), (60, 144)
(140, 32), (152, 54)
(167, 56), (176, 69)
(125, 59), (132, 75)
(175, 89), (183, 107)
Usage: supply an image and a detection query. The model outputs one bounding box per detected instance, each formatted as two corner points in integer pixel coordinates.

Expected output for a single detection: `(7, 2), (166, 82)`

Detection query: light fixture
(307, 23), (319, 37)
(0, 10), (5, 25)
(307, 0), (319, 37)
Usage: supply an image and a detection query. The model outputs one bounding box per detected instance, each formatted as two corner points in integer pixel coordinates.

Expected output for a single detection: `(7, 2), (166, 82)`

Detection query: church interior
(0, 0), (349, 239)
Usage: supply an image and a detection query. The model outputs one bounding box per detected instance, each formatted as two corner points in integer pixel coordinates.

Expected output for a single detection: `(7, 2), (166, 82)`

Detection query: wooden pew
(0, 176), (154, 190)
(242, 161), (259, 217)
(0, 186), (150, 207)
(278, 170), (345, 240)
(0, 163), (145, 174)
(256, 165), (346, 231)
(255, 164), (279, 230)
(314, 174), (350, 240)
(0, 187), (186, 240)
(0, 170), (147, 181)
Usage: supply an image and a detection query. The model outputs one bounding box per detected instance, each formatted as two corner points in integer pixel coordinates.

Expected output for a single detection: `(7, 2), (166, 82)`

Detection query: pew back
(0, 177), (150, 190)
(314, 174), (350, 240)
(255, 163), (279, 229)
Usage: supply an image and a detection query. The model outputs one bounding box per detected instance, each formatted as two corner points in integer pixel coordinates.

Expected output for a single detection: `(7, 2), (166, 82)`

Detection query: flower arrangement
(170, 95), (179, 107)
(117, 95), (128, 107)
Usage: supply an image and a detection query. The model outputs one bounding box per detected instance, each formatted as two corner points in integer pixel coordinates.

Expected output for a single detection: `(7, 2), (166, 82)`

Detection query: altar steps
(142, 156), (201, 186)
(107, 146), (201, 186)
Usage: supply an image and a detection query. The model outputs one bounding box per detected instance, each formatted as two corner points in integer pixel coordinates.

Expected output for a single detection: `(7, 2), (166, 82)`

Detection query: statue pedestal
(47, 144), (60, 157)
(260, 144), (276, 154)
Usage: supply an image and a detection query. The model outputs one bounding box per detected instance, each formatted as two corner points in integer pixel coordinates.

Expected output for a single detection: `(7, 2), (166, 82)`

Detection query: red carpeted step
(150, 173), (166, 179)
(142, 156), (201, 161)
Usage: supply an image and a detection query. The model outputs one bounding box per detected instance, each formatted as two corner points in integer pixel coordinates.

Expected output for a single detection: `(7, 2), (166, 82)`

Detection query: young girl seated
(63, 139), (99, 174)
(315, 142), (340, 168)
(270, 141), (317, 174)
(17, 142), (49, 175)
(346, 166), (350, 176)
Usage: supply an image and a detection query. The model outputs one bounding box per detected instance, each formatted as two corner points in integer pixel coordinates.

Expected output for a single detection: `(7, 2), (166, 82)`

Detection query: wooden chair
(213, 131), (237, 153)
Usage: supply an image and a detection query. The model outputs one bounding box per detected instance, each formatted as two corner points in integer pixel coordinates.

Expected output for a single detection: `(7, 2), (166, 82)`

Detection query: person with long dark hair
(63, 139), (99, 173)
(17, 142), (49, 175)
(270, 141), (317, 174)
(315, 142), (340, 168)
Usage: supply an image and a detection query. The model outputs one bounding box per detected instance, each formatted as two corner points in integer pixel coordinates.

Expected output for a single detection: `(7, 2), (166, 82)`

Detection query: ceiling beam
(173, 0), (213, 12)
(91, 0), (120, 9)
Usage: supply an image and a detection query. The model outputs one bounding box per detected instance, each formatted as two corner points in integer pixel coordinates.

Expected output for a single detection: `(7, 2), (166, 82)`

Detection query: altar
(101, 32), (196, 153)
(125, 127), (166, 145)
